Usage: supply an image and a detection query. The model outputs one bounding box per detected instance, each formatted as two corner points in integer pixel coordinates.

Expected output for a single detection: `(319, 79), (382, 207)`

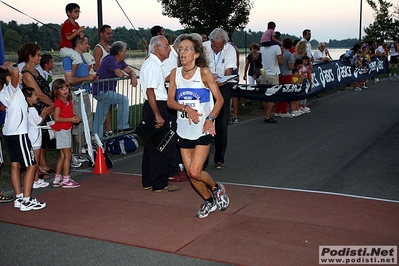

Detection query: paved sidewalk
(0, 78), (398, 265)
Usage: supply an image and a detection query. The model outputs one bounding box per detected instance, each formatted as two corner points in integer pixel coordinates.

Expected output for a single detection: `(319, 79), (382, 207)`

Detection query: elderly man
(92, 41), (138, 138)
(139, 35), (179, 193)
(313, 42), (331, 64)
(202, 28), (237, 169)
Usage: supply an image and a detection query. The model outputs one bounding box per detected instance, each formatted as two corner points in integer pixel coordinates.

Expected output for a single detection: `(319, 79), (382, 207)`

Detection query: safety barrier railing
(74, 76), (144, 154)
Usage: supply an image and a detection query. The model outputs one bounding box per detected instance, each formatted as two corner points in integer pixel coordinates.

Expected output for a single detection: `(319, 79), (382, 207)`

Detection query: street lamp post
(97, 0), (103, 42)
(245, 30), (247, 84)
(359, 0), (363, 44)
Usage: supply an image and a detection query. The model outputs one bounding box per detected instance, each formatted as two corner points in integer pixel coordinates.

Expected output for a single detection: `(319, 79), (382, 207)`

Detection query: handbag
(47, 119), (55, 140)
(253, 67), (261, 78)
(133, 119), (175, 152)
(251, 54), (261, 78)
(104, 134), (139, 155)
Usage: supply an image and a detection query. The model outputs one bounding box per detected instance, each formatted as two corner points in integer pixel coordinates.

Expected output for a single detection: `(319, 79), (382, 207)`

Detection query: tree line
(1, 0), (398, 53)
(1, 20), (361, 54)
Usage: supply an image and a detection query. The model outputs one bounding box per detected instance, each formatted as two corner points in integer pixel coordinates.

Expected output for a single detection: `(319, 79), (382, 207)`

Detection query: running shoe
(264, 117), (278, 124)
(280, 112), (293, 118)
(33, 179), (50, 189)
(71, 156), (82, 168)
(212, 183), (230, 211)
(153, 184), (179, 192)
(53, 179), (63, 188)
(300, 107), (311, 113)
(14, 198), (23, 208)
(20, 197), (46, 212)
(104, 131), (114, 138)
(62, 179), (80, 188)
(196, 200), (217, 218)
(214, 162), (224, 169)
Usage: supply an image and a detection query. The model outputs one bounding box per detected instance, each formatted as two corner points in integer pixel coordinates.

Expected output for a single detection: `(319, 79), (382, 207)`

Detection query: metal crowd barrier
(74, 76), (144, 154)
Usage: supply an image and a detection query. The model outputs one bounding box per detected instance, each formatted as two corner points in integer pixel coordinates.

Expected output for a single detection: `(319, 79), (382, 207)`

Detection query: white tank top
(390, 43), (398, 56)
(175, 67), (214, 140)
(95, 43), (110, 62)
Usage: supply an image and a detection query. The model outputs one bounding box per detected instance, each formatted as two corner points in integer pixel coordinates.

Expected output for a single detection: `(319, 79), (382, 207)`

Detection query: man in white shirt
(375, 42), (388, 58)
(313, 42), (331, 64)
(140, 35), (179, 193)
(260, 44), (284, 123)
(202, 28), (237, 169)
(301, 29), (314, 62)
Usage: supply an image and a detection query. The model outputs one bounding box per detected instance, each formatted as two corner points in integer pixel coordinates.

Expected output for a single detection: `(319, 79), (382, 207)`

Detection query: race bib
(178, 99), (200, 120)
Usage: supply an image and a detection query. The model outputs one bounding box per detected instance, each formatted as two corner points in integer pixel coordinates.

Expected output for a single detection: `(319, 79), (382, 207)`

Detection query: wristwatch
(206, 115), (215, 122)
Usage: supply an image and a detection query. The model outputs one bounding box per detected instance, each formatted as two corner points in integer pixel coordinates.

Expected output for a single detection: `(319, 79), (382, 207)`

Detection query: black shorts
(4, 134), (36, 167)
(390, 55), (398, 64)
(177, 134), (213, 149)
(41, 128), (56, 149)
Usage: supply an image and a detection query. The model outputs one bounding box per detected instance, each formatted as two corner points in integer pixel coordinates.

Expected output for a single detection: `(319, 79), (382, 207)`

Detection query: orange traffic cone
(90, 147), (109, 174)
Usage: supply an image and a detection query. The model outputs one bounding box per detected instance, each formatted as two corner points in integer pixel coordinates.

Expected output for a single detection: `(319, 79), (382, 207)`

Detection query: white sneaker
(292, 110), (302, 117)
(274, 113), (281, 117)
(300, 107), (311, 113)
(76, 155), (89, 163)
(14, 198), (23, 208)
(280, 112), (293, 118)
(374, 78), (380, 83)
(33, 181), (41, 189)
(33, 179), (49, 189)
(71, 156), (82, 168)
(20, 197), (46, 212)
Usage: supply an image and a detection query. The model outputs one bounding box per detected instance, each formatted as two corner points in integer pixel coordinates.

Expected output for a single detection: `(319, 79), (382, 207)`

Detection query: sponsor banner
(231, 57), (389, 102)
(319, 245), (397, 264)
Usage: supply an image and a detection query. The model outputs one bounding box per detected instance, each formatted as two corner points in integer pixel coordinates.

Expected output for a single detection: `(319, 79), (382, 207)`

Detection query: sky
(0, 0), (376, 41)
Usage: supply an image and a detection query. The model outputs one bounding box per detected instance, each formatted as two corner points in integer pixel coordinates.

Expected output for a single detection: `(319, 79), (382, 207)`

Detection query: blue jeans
(93, 91), (130, 138)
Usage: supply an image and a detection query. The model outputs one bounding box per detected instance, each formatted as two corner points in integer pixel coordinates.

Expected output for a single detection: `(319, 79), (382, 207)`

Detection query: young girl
(354, 53), (364, 91)
(51, 78), (81, 188)
(295, 57), (311, 113)
(0, 62), (46, 211)
(290, 67), (304, 117)
(22, 87), (52, 188)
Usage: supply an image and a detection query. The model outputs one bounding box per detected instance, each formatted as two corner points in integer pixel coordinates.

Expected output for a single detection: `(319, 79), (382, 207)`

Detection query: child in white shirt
(0, 62), (46, 211)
